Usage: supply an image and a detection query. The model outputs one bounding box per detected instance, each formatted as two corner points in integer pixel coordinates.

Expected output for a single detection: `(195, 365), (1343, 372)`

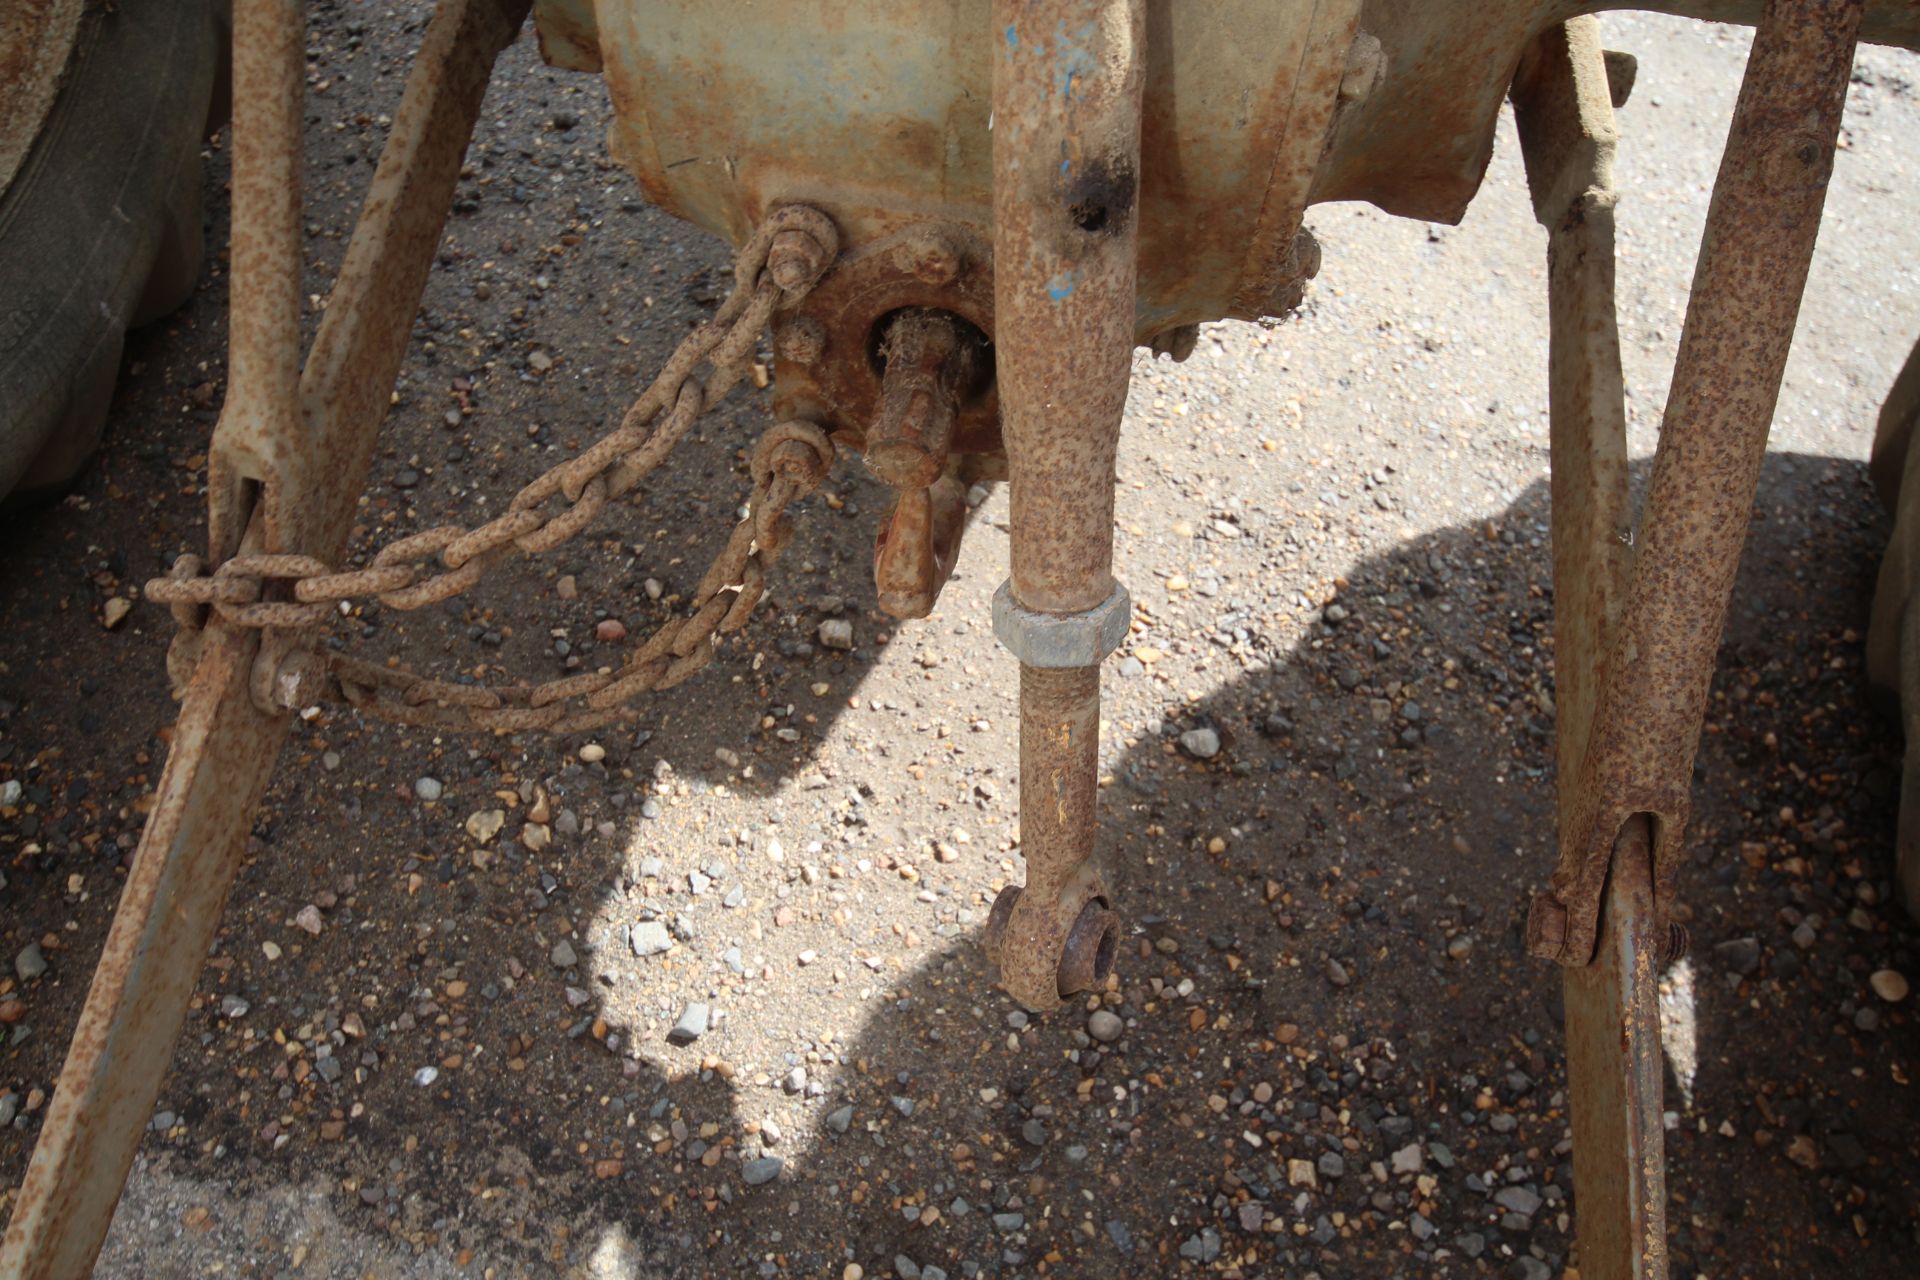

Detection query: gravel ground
(3, 7), (1919, 1279)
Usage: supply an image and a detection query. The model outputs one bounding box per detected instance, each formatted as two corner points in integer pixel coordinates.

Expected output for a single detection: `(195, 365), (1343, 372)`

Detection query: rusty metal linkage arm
(1513, 19), (1667, 1279)
(0, 2), (531, 1274)
(980, 0), (1143, 1010)
(1527, 0), (1865, 969)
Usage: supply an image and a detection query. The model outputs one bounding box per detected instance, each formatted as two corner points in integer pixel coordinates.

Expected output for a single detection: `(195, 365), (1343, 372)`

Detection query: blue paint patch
(1047, 271), (1078, 302)
(1060, 157), (1071, 177)
(1005, 25), (1017, 49)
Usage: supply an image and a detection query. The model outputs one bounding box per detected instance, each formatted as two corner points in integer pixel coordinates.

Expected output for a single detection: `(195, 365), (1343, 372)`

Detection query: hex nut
(991, 581), (1132, 669)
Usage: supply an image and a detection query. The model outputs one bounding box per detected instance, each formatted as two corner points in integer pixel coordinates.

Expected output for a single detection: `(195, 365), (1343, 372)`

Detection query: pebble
(465, 810), (505, 844)
(1390, 1142), (1423, 1174)
(1087, 1009), (1123, 1042)
(413, 1066), (439, 1088)
(1714, 936), (1761, 975)
(742, 1156), (783, 1185)
(414, 776), (443, 802)
(819, 619), (854, 650)
(1178, 727), (1220, 759)
(826, 1105), (854, 1134)
(1445, 933), (1474, 961)
(579, 743), (606, 764)
(1870, 969), (1910, 1002)
(293, 904), (323, 936)
(102, 597), (132, 629)
(1325, 957), (1351, 987)
(629, 920), (672, 956)
(669, 1002), (710, 1045)
(15, 943), (47, 981)
(0, 1093), (17, 1127)
(1495, 1186), (1542, 1217)
(550, 940), (578, 968)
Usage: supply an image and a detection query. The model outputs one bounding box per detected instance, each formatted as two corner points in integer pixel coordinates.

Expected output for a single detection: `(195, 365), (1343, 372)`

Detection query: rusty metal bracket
(1526, 0), (1865, 970)
(991, 580), (1132, 669)
(0, 2), (533, 1274)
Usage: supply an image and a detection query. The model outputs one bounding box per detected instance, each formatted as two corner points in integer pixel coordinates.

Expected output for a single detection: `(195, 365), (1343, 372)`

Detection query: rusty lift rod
(1528, 0), (1865, 970)
(981, 0), (1142, 1011)
(1513, 18), (1671, 1280)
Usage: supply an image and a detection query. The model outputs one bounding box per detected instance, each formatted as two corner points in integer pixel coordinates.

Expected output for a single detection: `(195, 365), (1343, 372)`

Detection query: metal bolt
(271, 649), (328, 712)
(767, 229), (831, 293)
(1663, 921), (1691, 966)
(893, 228), (963, 287)
(774, 315), (827, 366)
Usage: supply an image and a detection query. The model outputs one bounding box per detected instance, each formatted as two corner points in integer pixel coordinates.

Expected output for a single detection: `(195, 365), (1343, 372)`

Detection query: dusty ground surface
(3, 6), (1920, 1279)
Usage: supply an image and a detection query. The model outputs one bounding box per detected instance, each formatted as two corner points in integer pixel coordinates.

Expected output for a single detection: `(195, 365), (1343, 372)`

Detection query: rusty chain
(148, 205), (842, 733)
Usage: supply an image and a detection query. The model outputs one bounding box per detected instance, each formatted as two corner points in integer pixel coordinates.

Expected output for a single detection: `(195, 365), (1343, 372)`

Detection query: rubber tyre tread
(0, 0), (221, 500)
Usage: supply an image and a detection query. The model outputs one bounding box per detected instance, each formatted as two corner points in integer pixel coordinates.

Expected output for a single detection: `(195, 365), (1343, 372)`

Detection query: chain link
(148, 205), (842, 733)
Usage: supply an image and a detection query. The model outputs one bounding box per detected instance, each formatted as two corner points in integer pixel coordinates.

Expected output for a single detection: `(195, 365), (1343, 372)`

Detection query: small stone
(669, 1002), (710, 1045)
(261, 940), (283, 962)
(219, 995), (249, 1019)
(1317, 1152), (1346, 1179)
(413, 776), (443, 802)
(1390, 1142), (1423, 1174)
(991, 1212), (1025, 1233)
(826, 1105), (854, 1134)
(820, 619), (855, 650)
(522, 822), (552, 852)
(783, 1067), (808, 1094)
(1445, 933), (1474, 961)
(14, 943), (48, 981)
(1325, 957), (1351, 987)
(594, 619), (627, 643)
(1238, 1202), (1264, 1233)
(1714, 937), (1761, 976)
(742, 1156), (783, 1185)
(413, 1066), (439, 1088)
(1087, 1009), (1123, 1042)
(550, 940), (578, 968)
(629, 921), (672, 957)
(1020, 1118), (1048, 1147)
(1494, 1186), (1542, 1217)
(465, 809), (505, 844)
(579, 743), (606, 764)
(1870, 969), (1910, 1002)
(293, 905), (323, 936)
(1178, 727), (1220, 759)
(1287, 1158), (1317, 1188)
(102, 598), (132, 630)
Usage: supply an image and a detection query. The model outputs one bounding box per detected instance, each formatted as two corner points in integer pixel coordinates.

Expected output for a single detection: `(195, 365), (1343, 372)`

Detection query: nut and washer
(991, 580), (1132, 669)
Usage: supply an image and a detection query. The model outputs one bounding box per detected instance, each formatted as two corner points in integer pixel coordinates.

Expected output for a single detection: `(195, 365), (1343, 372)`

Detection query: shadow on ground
(50, 449), (1913, 1280)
